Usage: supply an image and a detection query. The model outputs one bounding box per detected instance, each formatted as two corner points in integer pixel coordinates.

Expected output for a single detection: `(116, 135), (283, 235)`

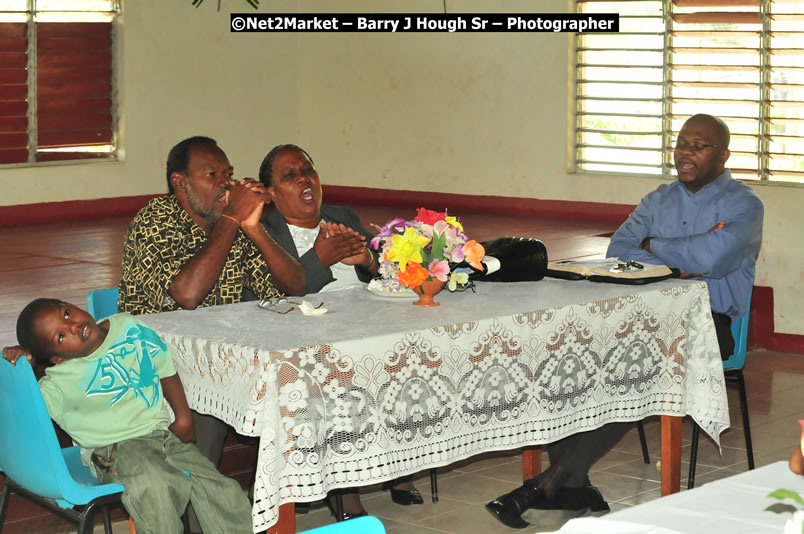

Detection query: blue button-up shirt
(607, 169), (763, 320)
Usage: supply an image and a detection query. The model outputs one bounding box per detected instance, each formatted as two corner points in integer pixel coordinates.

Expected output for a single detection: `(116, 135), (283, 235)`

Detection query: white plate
(365, 284), (418, 299)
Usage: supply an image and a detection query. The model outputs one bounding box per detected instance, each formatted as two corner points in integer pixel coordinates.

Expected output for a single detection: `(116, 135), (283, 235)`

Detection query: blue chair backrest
(723, 287), (753, 371)
(0, 358), (124, 508)
(299, 516), (385, 534)
(87, 288), (119, 320)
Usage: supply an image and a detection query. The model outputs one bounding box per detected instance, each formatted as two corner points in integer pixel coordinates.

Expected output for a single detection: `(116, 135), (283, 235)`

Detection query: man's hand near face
(224, 179), (265, 228)
(219, 178), (307, 296)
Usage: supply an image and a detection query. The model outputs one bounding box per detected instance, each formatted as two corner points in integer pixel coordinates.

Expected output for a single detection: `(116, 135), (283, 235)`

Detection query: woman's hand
(313, 222), (367, 267)
(340, 245), (374, 268)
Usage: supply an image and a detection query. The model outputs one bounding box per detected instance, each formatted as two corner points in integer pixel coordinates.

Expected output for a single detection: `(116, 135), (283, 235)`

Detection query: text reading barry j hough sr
(230, 13), (619, 33)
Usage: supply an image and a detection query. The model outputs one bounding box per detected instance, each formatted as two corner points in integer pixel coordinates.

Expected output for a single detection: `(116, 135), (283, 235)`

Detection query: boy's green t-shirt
(39, 313), (176, 449)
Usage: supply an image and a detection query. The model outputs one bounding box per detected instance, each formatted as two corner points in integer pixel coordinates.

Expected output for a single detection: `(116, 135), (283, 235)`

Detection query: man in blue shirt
(607, 113), (763, 357)
(486, 114), (764, 529)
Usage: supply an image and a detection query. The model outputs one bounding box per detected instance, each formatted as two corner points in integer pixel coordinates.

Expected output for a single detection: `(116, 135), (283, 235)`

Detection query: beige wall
(1, 0), (301, 204)
(1, 0), (801, 336)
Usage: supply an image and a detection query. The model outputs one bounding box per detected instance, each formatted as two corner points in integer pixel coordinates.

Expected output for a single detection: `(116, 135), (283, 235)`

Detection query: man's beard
(186, 181), (227, 224)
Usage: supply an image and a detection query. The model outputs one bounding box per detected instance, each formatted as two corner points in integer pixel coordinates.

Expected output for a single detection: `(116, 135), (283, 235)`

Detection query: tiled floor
(1, 208), (801, 534)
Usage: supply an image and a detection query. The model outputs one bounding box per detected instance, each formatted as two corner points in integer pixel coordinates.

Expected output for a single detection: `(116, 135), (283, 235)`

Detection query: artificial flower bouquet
(370, 207), (485, 293)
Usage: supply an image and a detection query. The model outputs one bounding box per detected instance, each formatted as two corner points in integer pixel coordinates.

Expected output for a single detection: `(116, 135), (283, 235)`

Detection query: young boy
(2, 298), (253, 534)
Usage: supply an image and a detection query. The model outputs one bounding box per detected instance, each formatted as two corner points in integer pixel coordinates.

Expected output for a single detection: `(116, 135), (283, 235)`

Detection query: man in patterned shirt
(119, 136), (306, 314)
(119, 135), (306, 532)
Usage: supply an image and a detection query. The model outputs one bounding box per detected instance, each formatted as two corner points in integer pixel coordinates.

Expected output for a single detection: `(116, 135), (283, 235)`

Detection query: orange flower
(397, 262), (430, 288)
(463, 240), (485, 270)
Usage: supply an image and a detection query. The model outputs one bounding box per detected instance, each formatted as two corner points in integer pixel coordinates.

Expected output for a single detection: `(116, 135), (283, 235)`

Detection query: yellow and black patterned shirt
(119, 195), (281, 315)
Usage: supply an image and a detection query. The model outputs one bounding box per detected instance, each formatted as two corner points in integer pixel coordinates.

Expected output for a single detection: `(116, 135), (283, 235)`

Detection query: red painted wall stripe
(0, 194), (161, 227)
(749, 285), (804, 354)
(322, 185), (637, 223)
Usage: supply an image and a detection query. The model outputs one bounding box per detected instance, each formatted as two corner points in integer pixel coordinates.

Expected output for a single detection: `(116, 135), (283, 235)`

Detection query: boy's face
(34, 303), (106, 362)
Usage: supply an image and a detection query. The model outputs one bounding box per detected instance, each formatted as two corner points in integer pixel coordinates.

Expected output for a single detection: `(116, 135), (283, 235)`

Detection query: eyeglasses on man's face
(673, 139), (725, 153)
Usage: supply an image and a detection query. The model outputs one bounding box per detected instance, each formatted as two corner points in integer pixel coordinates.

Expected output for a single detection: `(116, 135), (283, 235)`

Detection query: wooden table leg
(265, 502), (295, 534)
(522, 446), (542, 480)
(660, 415), (682, 496)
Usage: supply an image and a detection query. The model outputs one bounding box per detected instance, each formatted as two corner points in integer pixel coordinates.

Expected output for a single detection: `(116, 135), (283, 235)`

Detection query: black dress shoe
(383, 482), (424, 505)
(516, 485), (610, 529)
(485, 484), (544, 529)
(323, 497), (368, 522)
(340, 510), (368, 521)
(533, 485), (610, 513)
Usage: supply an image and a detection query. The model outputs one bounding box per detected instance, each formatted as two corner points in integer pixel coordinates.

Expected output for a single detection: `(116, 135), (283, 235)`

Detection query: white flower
(278, 379), (309, 412)
(783, 511), (804, 534)
(448, 270), (469, 291)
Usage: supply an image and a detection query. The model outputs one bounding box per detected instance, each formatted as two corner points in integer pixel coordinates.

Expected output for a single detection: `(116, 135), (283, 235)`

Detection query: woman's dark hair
(16, 298), (63, 364)
(257, 144), (314, 187)
(165, 136), (218, 193)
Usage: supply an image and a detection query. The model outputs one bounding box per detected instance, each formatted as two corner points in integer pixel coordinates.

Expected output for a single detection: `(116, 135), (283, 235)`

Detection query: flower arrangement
(370, 207), (485, 293)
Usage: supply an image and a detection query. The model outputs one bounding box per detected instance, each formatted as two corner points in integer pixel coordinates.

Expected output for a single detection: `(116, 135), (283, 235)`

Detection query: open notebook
(546, 258), (678, 285)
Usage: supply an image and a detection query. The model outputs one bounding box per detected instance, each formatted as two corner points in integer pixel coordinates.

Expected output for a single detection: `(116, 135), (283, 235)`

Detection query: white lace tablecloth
(140, 278), (729, 533)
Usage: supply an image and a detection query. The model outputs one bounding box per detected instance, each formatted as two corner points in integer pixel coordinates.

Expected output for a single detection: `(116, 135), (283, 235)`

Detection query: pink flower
(428, 259), (450, 282)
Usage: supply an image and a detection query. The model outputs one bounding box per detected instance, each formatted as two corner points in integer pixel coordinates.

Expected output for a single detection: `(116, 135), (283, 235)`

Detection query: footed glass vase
(411, 279), (445, 307)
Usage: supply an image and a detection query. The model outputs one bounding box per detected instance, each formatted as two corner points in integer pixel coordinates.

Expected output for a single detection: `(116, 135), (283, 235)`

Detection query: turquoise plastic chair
(0, 358), (129, 534)
(687, 288), (754, 488)
(300, 515), (386, 534)
(87, 288), (119, 320)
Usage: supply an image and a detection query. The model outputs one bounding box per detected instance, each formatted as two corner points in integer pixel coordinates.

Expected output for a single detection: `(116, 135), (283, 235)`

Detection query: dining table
(139, 277), (730, 533)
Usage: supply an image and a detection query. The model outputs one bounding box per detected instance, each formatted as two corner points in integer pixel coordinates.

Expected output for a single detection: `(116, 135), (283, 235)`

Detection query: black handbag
(464, 236), (549, 282)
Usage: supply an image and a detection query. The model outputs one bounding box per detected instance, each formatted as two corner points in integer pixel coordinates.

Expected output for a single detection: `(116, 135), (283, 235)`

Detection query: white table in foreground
(140, 278), (729, 533)
(547, 461), (801, 534)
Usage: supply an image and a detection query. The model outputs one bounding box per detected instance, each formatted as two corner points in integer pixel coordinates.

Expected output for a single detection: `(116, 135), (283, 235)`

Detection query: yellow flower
(387, 227), (430, 271)
(444, 215), (463, 232)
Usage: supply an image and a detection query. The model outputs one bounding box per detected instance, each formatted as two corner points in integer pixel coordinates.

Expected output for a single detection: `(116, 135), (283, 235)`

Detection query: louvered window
(575, 0), (804, 183)
(0, 0), (118, 165)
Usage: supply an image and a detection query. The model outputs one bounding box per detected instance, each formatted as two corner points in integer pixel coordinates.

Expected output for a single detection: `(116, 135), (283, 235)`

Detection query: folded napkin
(299, 300), (327, 316)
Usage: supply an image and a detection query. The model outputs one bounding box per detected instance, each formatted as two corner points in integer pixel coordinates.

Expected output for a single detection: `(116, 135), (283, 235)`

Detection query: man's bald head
(684, 114), (730, 149)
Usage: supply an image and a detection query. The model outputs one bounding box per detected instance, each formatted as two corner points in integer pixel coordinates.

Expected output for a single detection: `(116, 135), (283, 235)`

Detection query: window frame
(573, 0), (804, 186)
(0, 0), (121, 168)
